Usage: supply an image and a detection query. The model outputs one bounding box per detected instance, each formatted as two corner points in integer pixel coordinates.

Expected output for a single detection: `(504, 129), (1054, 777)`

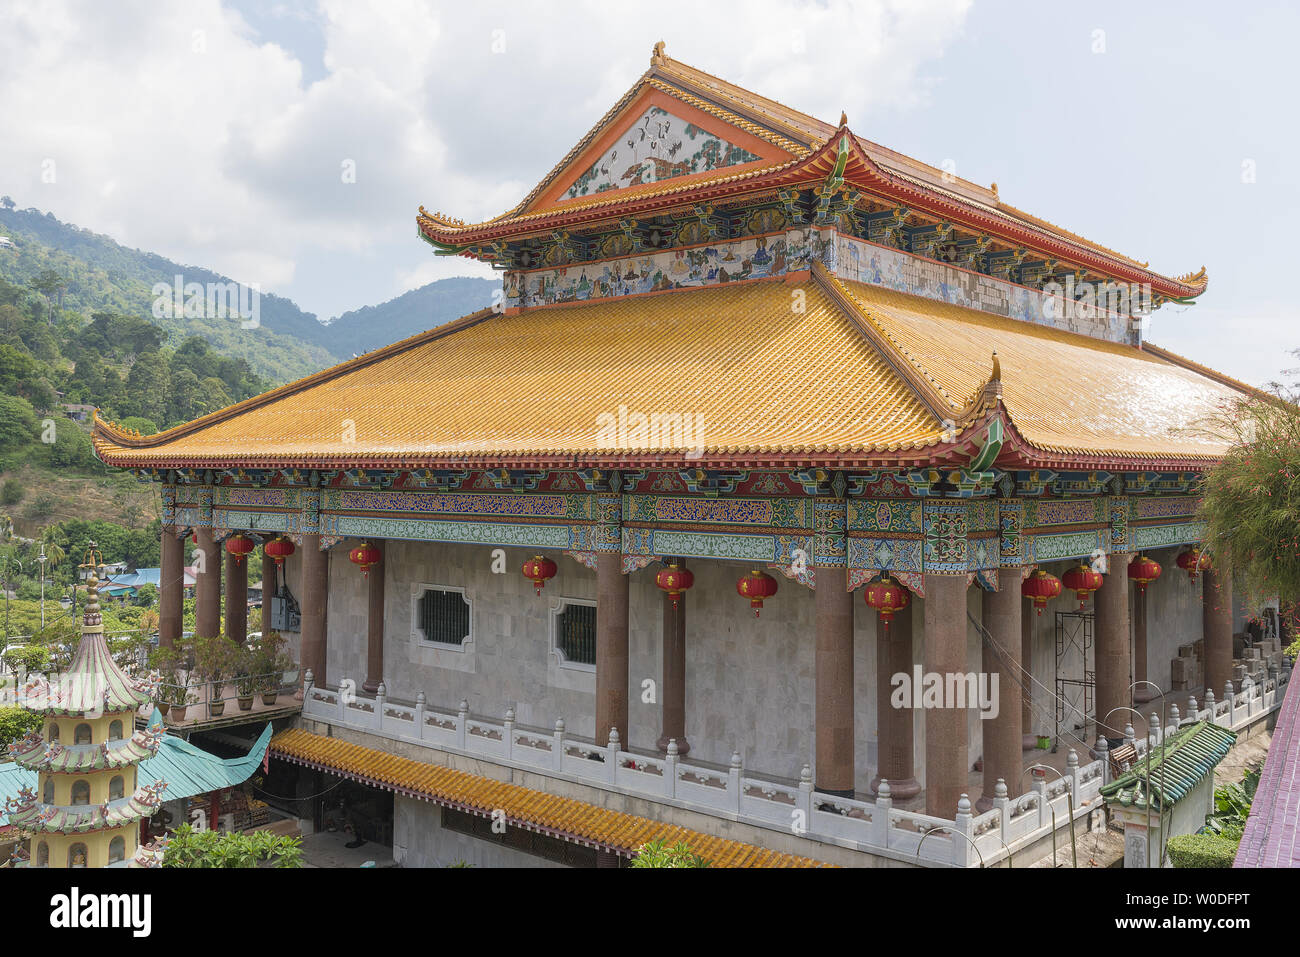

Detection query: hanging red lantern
(1176, 546), (1210, 583)
(349, 541), (381, 578)
(522, 555), (557, 596)
(1062, 563), (1104, 610)
(1021, 568), (1062, 616)
(263, 536), (295, 567)
(655, 561), (695, 609)
(736, 569), (778, 617)
(1127, 554), (1162, 594)
(224, 533), (255, 565)
(864, 574), (910, 632)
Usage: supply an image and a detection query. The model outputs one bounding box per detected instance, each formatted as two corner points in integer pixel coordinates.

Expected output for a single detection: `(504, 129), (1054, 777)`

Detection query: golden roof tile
(269, 728), (830, 867)
(94, 279), (946, 467)
(834, 279), (1245, 461)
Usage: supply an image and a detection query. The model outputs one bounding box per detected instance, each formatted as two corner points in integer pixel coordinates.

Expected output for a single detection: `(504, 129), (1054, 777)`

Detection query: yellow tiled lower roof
(269, 728), (829, 867)
(95, 279), (944, 467)
(836, 280), (1241, 462)
(95, 274), (1248, 470)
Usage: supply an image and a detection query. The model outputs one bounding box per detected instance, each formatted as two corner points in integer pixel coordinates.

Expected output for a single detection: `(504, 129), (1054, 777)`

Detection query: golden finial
(839, 111), (848, 128)
(990, 182), (999, 197)
(991, 350), (1001, 381)
(651, 40), (666, 66)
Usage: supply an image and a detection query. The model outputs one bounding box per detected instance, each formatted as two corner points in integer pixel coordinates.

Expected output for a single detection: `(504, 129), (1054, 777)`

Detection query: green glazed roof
(1100, 720), (1237, 811)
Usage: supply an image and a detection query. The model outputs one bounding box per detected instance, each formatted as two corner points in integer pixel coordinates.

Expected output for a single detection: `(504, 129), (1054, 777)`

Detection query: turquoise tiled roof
(1100, 720), (1237, 811)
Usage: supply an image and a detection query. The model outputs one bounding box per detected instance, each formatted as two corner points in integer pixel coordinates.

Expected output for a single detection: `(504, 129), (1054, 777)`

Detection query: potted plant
(234, 646), (257, 711)
(191, 635), (239, 718)
(167, 685), (197, 722)
(148, 646), (181, 716)
(252, 632), (291, 706)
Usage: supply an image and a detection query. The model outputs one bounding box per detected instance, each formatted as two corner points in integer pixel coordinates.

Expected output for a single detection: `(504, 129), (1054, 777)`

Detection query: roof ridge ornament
(651, 40), (666, 67)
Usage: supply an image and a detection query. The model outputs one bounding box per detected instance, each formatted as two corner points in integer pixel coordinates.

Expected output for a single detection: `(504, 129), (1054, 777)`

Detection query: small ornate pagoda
(5, 559), (167, 868)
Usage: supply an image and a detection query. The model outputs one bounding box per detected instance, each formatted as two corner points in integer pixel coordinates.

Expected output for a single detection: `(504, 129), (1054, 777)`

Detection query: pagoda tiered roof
(93, 267), (1245, 473)
(6, 725), (163, 773)
(417, 46), (1208, 301)
(5, 779), (168, 835)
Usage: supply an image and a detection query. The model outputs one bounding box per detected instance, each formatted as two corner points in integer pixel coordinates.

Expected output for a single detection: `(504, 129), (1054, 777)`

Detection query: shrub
(162, 823), (302, 868)
(0, 705), (42, 745)
(0, 479), (23, 506)
(630, 838), (710, 868)
(1167, 832), (1240, 868)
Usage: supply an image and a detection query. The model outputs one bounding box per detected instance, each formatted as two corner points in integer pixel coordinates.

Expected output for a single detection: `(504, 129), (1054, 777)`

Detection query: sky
(0, 0), (1296, 387)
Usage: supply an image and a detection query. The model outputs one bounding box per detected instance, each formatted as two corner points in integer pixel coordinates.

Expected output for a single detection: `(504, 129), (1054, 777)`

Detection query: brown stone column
(656, 558), (689, 755)
(1094, 555), (1132, 745)
(224, 546), (248, 645)
(924, 574), (969, 817)
(1132, 582), (1155, 703)
(595, 552), (629, 747)
(300, 535), (329, 686)
(871, 601), (918, 798)
(362, 542), (385, 693)
(159, 526), (184, 650)
(979, 580), (1023, 812)
(815, 565), (855, 796)
(1022, 601), (1039, 749)
(1204, 567), (1234, 694)
(194, 528), (222, 639)
(261, 560), (275, 636)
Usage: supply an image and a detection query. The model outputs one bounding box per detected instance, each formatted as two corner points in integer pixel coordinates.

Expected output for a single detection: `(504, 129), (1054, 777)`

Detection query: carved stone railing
(297, 674), (1123, 867)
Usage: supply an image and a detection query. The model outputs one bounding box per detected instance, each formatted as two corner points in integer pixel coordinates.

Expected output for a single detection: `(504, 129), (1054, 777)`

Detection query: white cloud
(0, 0), (973, 318)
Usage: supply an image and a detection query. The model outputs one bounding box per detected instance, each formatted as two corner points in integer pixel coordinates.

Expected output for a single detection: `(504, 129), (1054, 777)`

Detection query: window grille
(417, 587), (470, 646)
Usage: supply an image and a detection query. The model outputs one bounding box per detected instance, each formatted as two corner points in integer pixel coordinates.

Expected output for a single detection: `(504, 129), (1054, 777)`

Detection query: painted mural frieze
(1130, 522), (1206, 550)
(564, 106), (760, 201)
(1029, 529), (1106, 563)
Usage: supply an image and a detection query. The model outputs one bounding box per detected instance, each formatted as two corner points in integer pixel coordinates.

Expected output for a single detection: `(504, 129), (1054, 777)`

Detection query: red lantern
(349, 541), (381, 578)
(1021, 568), (1062, 616)
(224, 533), (255, 565)
(656, 562), (695, 609)
(1176, 546), (1210, 583)
(264, 536), (295, 567)
(864, 574), (910, 632)
(737, 569), (778, 617)
(522, 555), (557, 596)
(1062, 563), (1104, 610)
(1127, 554), (1162, 594)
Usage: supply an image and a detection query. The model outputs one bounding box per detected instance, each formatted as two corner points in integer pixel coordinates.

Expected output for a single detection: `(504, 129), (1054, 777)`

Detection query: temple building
(92, 45), (1290, 867)
(4, 572), (168, 868)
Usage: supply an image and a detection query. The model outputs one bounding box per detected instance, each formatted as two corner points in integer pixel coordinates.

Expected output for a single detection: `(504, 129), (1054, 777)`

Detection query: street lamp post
(1, 555), (22, 644)
(37, 545), (47, 629)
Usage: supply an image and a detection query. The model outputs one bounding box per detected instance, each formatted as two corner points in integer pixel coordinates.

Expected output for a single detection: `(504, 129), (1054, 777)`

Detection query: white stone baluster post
(1168, 703), (1180, 736)
(1149, 713), (1161, 748)
(1096, 736), (1110, 786)
(993, 778), (1010, 844)
(729, 751), (743, 814)
(1224, 681), (1235, 724)
(414, 690), (426, 738)
(799, 765), (816, 840)
(375, 682), (387, 732)
(456, 698), (468, 750)
(1204, 688), (1216, 726)
(552, 717), (565, 772)
(337, 676), (349, 723)
(1067, 749), (1081, 804)
(665, 739), (679, 799)
(1034, 774), (1049, 829)
(607, 728), (621, 784)
(953, 794), (975, 867)
(303, 669), (314, 697)
(1187, 695), (1198, 721)
(1124, 724), (1136, 747)
(503, 708), (515, 761)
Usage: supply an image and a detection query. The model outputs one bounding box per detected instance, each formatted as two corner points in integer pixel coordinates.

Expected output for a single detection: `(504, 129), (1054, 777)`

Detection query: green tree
(1198, 356), (1300, 608)
(0, 394), (38, 447)
(0, 705), (41, 745)
(162, 823), (302, 868)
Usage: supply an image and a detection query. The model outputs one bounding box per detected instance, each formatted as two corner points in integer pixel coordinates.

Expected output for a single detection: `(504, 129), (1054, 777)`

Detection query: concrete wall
(393, 794), (567, 869)
(319, 541), (903, 793)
